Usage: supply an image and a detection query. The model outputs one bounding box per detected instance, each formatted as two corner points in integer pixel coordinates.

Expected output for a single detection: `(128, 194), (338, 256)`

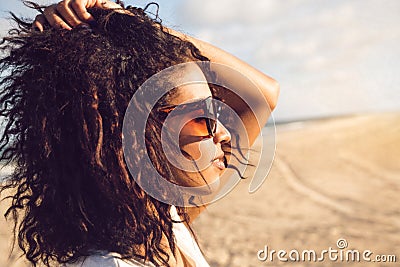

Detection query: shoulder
(61, 252), (155, 267)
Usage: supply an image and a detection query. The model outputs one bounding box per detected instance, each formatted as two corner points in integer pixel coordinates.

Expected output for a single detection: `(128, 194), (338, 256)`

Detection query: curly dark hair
(0, 3), (211, 267)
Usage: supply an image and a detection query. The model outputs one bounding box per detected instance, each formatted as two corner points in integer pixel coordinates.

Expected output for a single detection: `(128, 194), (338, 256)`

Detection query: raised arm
(168, 29), (280, 145)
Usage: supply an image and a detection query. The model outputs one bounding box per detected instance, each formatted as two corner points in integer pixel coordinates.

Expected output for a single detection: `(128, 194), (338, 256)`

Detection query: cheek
(180, 142), (200, 160)
(179, 138), (216, 161)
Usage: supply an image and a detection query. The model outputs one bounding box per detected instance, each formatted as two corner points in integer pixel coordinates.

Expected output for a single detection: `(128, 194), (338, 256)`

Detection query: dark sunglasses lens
(205, 98), (218, 136)
(206, 118), (217, 136)
(160, 97), (218, 137)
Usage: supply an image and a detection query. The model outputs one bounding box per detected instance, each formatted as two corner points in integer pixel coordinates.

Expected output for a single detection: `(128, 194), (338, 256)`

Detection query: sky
(0, 0), (399, 122)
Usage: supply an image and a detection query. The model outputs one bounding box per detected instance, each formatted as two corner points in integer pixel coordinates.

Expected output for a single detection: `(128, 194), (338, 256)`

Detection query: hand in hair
(33, 0), (121, 31)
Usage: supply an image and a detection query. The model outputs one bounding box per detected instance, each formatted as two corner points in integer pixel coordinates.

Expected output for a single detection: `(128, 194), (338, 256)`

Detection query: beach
(1, 112), (399, 267)
(193, 112), (400, 266)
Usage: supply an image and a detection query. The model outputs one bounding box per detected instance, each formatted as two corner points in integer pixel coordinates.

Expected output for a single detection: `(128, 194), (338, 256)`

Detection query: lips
(212, 158), (226, 170)
(212, 153), (226, 170)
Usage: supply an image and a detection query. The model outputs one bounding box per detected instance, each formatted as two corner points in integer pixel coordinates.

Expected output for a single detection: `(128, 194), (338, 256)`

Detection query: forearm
(167, 28), (280, 145)
(168, 28), (280, 111)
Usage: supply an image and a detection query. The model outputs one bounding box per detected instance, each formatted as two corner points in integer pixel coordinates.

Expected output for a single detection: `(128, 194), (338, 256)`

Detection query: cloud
(176, 0), (400, 121)
(0, 18), (10, 38)
(179, 0), (282, 25)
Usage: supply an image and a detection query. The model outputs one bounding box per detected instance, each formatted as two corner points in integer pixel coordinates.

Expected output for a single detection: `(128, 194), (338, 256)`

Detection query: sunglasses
(157, 96), (219, 138)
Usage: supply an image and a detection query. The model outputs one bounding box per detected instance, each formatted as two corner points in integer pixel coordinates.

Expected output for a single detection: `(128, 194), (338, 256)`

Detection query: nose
(213, 121), (231, 144)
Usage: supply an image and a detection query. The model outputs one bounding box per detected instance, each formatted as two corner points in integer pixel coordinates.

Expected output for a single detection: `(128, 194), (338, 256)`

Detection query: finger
(71, 0), (94, 21)
(96, 0), (123, 9)
(56, 1), (84, 27)
(43, 5), (72, 30)
(45, 13), (73, 30)
(71, 0), (123, 22)
(32, 14), (45, 32)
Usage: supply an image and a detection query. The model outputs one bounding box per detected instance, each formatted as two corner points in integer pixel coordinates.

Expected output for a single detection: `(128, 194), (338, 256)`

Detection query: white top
(61, 206), (210, 267)
(61, 252), (154, 267)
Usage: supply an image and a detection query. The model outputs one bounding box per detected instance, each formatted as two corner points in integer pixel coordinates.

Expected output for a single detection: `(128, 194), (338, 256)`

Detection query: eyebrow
(157, 96), (212, 112)
(167, 96), (211, 106)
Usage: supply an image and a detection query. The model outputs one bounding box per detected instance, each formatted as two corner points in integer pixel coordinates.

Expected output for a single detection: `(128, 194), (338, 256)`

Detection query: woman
(0, 1), (279, 266)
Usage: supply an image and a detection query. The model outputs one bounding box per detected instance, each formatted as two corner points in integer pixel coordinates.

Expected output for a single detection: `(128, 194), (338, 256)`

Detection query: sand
(1, 112), (399, 267)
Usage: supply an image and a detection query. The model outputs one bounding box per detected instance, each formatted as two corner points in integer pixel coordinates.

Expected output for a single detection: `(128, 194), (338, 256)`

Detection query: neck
(185, 205), (207, 223)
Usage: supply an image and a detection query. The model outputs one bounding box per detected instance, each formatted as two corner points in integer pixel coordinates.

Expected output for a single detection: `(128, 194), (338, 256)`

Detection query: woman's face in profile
(159, 65), (231, 193)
